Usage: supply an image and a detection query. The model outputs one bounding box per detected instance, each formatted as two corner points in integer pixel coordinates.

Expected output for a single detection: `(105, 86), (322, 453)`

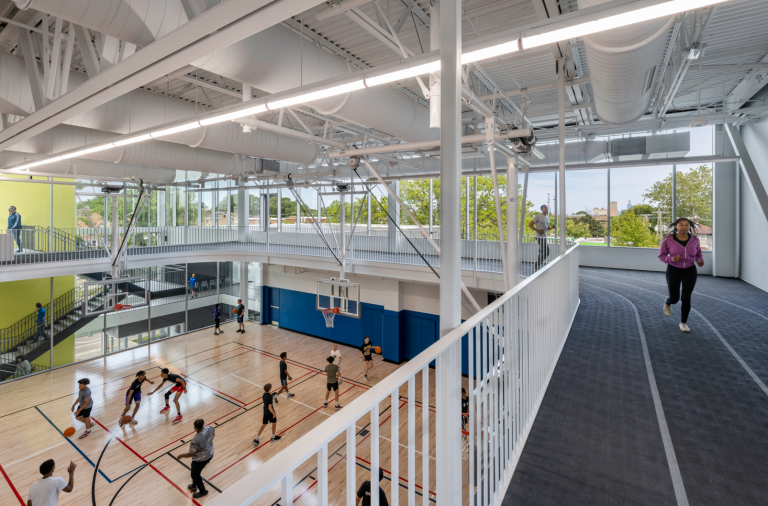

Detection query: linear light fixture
(7, 0), (728, 173)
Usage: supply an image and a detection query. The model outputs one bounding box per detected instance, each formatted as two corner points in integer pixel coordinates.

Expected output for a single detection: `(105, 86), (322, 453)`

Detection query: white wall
(713, 127), (739, 278)
(579, 245), (714, 275)
(738, 118), (768, 291)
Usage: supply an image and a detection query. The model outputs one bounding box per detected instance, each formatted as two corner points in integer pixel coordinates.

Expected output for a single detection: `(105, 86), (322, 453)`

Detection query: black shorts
(78, 407), (92, 419)
(214, 318), (220, 327)
(262, 413), (277, 425)
(326, 382), (339, 391)
(364, 355), (373, 362)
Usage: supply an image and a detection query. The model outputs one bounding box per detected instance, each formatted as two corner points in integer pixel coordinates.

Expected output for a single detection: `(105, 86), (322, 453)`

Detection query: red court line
(209, 385), (357, 481)
(177, 346), (247, 369)
(0, 463), (25, 506)
(179, 374), (246, 405)
(91, 417), (202, 506)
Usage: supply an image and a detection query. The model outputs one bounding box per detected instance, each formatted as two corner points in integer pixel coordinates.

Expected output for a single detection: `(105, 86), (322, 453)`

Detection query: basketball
(233, 308), (238, 314)
(121, 415), (133, 426)
(63, 427), (76, 438)
(375, 346), (381, 354)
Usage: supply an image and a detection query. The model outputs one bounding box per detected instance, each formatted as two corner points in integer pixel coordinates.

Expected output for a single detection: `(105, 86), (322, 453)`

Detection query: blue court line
(155, 366), (243, 408)
(355, 461), (436, 503)
(34, 406), (113, 483)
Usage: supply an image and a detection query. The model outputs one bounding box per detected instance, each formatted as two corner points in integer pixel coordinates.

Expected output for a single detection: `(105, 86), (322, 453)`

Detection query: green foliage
(611, 211), (660, 248)
(566, 219), (591, 239)
(642, 165), (712, 227)
(572, 213), (605, 238)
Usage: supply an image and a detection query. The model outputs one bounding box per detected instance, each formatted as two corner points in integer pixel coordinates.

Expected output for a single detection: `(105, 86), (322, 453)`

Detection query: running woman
(330, 343), (343, 384)
(323, 356), (342, 410)
(659, 217), (704, 333)
(148, 368), (187, 423)
(236, 299), (246, 333)
(359, 336), (374, 381)
(70, 378), (93, 439)
(120, 371), (154, 427)
(253, 383), (281, 445)
(189, 273), (197, 299)
(212, 304), (223, 335)
(273, 352), (294, 402)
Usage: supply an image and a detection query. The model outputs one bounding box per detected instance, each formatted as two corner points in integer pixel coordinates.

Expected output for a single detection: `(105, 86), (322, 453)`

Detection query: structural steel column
(429, 179), (434, 235)
(437, 0), (462, 503)
(387, 182), (400, 253)
(507, 156), (519, 287)
(557, 58), (567, 255)
(607, 169), (611, 246)
(238, 177), (246, 242)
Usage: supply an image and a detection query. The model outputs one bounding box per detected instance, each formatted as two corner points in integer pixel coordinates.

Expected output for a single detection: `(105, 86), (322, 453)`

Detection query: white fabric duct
(0, 151), (177, 182)
(15, 0), (436, 143)
(6, 124), (238, 175)
(0, 55), (318, 165)
(14, 0), (187, 47)
(578, 0), (674, 125)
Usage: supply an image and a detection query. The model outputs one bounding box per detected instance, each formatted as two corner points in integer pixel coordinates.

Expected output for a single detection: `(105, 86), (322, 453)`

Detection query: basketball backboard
(82, 275), (150, 317)
(317, 278), (360, 318)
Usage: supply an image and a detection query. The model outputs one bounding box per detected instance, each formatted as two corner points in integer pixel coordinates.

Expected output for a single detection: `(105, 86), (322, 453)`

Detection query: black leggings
(665, 265), (697, 323)
(191, 458), (211, 492)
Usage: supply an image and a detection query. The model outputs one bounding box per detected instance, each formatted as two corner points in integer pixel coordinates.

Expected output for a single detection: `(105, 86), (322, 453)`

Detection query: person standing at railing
(7, 205), (22, 253)
(189, 273), (198, 298)
(529, 205), (555, 272)
(15, 355), (31, 377)
(659, 218), (704, 333)
(356, 468), (389, 506)
(34, 303), (49, 343)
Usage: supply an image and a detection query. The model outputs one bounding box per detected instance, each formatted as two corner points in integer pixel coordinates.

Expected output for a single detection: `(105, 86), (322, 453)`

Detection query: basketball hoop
(113, 304), (132, 311)
(322, 307), (339, 328)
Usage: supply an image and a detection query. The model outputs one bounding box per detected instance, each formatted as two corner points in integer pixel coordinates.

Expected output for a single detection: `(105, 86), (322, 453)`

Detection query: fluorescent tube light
(268, 81), (366, 110)
(16, 161), (43, 171)
(364, 61), (440, 87)
(113, 134), (152, 147)
(522, 0), (726, 49)
(462, 41), (520, 64)
(150, 121), (202, 138)
(59, 150), (87, 160)
(82, 144), (115, 154)
(199, 104), (268, 126)
(40, 156), (63, 164)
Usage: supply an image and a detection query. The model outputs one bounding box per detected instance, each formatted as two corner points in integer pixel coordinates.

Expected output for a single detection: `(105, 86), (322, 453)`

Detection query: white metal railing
(209, 245), (580, 506)
(1, 226), (574, 277)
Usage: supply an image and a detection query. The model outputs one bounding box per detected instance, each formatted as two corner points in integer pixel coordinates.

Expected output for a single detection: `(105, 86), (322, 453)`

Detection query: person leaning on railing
(15, 355), (31, 377)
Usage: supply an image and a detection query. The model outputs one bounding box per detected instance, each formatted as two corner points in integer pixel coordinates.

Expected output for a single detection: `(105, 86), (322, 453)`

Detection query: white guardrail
(209, 245), (580, 506)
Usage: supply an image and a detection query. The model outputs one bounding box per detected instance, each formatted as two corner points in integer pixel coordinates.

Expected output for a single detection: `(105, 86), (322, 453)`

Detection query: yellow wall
(0, 176), (75, 229)
(0, 275), (75, 329)
(31, 334), (75, 369)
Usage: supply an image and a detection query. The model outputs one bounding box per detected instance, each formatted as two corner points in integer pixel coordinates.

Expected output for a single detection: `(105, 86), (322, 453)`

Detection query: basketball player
(253, 383), (281, 445)
(359, 336), (374, 381)
(461, 388), (469, 429)
(212, 304), (222, 335)
(119, 371), (155, 427)
(236, 299), (245, 333)
(70, 379), (93, 439)
(330, 343), (343, 384)
(323, 356), (342, 410)
(148, 368), (187, 423)
(273, 352), (294, 402)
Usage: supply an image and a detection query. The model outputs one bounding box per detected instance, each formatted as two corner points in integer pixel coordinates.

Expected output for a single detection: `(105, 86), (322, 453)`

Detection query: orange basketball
(375, 346), (381, 354)
(121, 415), (133, 426)
(63, 427), (76, 438)
(233, 308), (238, 314)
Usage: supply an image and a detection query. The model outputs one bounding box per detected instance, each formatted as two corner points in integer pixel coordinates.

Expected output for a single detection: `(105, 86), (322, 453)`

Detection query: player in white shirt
(330, 344), (343, 384)
(27, 459), (76, 506)
(528, 205), (555, 271)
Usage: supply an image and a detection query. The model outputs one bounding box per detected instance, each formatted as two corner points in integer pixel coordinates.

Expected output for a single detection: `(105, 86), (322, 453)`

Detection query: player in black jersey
(149, 368), (187, 423)
(119, 371), (154, 427)
(253, 383), (281, 445)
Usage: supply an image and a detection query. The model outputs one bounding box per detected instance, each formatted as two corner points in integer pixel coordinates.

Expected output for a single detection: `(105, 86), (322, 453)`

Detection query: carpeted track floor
(503, 267), (768, 506)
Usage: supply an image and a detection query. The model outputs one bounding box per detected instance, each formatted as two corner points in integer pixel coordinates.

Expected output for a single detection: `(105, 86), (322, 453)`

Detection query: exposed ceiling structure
(0, 0), (764, 188)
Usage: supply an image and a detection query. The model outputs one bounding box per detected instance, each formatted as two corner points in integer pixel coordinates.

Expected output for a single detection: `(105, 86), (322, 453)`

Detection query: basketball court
(0, 311), (479, 505)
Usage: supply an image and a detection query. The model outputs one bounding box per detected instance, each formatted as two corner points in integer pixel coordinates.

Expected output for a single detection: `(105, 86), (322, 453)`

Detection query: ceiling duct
(577, 0), (675, 125)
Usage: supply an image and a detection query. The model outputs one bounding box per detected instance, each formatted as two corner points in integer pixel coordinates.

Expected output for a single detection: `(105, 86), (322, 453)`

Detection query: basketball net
(322, 307), (339, 328)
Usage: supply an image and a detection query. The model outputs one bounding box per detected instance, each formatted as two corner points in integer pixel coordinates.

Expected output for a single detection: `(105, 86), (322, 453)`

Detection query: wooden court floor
(0, 319), (466, 506)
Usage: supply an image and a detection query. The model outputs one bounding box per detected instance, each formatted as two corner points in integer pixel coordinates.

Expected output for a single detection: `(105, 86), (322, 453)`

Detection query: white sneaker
(679, 323), (691, 333)
(129, 419), (138, 425)
(663, 304), (671, 317)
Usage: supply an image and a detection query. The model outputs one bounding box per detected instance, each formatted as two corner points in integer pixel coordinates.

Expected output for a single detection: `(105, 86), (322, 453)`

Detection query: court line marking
(90, 416), (203, 506)
(33, 406), (113, 483)
(582, 282), (689, 506)
(167, 452), (223, 493)
(5, 441), (67, 467)
(0, 462), (25, 506)
(581, 274), (768, 400)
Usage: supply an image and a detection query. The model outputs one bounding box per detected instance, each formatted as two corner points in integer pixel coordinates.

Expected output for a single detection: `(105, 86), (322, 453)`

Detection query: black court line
(166, 452), (223, 493)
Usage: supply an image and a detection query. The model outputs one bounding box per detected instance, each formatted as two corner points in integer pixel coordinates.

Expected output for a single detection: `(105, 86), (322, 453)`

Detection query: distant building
(627, 200), (632, 209)
(693, 220), (713, 250)
(592, 202), (618, 226)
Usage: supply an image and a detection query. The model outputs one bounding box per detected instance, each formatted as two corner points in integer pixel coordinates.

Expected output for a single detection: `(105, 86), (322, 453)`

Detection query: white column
(339, 191), (346, 278)
(367, 192), (371, 236)
(240, 262), (249, 318)
(277, 188), (282, 231)
(507, 156), (519, 287)
(428, 179), (434, 235)
(387, 181), (400, 252)
(437, 0), (462, 504)
(558, 58), (567, 255)
(238, 178), (247, 242)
